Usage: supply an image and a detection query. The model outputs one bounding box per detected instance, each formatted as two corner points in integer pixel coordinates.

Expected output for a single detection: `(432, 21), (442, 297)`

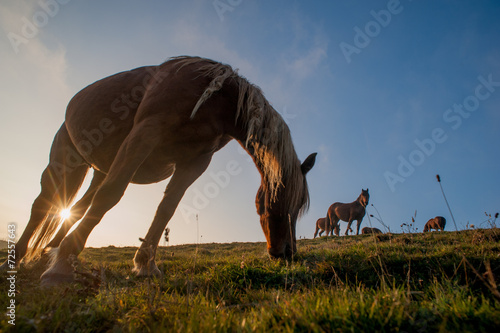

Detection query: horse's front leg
(345, 221), (353, 236)
(133, 155), (212, 276)
(356, 219), (363, 235)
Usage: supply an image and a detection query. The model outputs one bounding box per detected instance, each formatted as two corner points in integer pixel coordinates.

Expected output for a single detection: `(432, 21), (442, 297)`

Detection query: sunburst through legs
(60, 208), (72, 220)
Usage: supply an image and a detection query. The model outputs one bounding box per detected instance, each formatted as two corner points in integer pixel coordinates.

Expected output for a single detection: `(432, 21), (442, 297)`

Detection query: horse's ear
(301, 152), (317, 175)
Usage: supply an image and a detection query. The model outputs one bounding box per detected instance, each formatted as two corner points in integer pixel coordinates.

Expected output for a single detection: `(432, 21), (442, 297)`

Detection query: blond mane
(172, 56), (309, 216)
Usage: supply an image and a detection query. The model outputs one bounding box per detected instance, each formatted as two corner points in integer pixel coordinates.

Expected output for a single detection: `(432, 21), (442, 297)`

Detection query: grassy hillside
(1, 229), (499, 332)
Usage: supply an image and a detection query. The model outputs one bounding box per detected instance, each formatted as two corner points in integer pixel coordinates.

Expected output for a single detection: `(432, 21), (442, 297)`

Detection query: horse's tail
(324, 212), (331, 236)
(22, 124), (89, 263)
(23, 176), (88, 263)
(24, 207), (64, 262)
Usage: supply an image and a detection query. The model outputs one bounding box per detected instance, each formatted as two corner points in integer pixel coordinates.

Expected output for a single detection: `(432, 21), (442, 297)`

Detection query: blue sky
(0, 0), (499, 248)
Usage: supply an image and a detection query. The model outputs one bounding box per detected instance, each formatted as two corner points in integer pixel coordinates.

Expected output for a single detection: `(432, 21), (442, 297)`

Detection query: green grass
(1, 229), (499, 332)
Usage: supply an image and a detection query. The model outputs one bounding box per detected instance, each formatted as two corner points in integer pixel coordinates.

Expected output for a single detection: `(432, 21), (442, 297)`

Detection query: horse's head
(359, 188), (369, 207)
(256, 152), (316, 258)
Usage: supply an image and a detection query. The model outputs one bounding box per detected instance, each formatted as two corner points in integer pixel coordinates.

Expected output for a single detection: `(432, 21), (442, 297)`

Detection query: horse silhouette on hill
(325, 189), (369, 236)
(1, 56), (316, 287)
(424, 216), (446, 232)
(361, 227), (382, 234)
(313, 217), (340, 238)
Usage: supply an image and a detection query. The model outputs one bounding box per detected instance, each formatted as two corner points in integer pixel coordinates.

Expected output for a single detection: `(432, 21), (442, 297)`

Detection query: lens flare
(60, 208), (71, 220)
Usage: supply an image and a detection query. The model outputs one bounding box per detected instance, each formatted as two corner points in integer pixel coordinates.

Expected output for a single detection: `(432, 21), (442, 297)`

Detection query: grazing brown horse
(325, 189), (369, 236)
(313, 217), (340, 238)
(361, 227), (382, 234)
(1, 56), (316, 286)
(423, 216), (446, 232)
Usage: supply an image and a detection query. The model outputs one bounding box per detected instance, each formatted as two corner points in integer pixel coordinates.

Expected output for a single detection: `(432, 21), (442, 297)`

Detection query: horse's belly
(132, 163), (175, 184)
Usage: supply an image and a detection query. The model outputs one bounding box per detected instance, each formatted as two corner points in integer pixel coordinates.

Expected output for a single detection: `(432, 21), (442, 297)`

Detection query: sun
(60, 208), (72, 220)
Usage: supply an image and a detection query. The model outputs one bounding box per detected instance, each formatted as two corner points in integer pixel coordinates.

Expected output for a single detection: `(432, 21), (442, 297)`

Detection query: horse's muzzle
(268, 242), (296, 259)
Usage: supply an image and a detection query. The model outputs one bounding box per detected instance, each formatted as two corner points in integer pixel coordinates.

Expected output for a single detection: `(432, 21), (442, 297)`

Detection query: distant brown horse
(0, 56), (316, 286)
(361, 227), (382, 234)
(424, 216), (446, 232)
(326, 189), (369, 236)
(313, 217), (340, 238)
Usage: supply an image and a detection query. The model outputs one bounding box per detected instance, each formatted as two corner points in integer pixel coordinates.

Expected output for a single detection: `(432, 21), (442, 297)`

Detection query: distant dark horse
(313, 217), (340, 238)
(424, 216), (446, 232)
(326, 189), (369, 236)
(361, 227), (382, 234)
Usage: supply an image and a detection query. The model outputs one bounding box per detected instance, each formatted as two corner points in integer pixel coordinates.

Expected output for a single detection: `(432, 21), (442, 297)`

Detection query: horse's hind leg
(133, 155), (212, 276)
(330, 219), (339, 236)
(328, 214), (340, 236)
(0, 125), (88, 269)
(324, 214), (332, 237)
(45, 170), (106, 249)
(314, 225), (319, 238)
(40, 126), (162, 286)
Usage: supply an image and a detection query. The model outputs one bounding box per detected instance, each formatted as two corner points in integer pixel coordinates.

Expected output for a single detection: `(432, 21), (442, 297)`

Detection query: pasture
(1, 228), (499, 332)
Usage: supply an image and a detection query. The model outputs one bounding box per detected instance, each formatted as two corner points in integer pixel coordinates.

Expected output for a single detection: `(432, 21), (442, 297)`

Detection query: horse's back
(316, 217), (325, 229)
(425, 216), (446, 231)
(63, 58), (235, 183)
(328, 202), (345, 214)
(65, 66), (158, 172)
(329, 201), (365, 221)
(436, 216), (446, 229)
(362, 227), (382, 234)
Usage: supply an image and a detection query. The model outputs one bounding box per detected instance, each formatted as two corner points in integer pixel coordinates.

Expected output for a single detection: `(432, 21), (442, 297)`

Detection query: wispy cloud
(282, 8), (329, 83)
(170, 19), (256, 76)
(0, 1), (71, 101)
(286, 46), (327, 82)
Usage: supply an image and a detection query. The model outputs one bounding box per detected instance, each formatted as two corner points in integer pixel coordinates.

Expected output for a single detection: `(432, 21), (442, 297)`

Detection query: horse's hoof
(133, 260), (162, 277)
(40, 271), (74, 287)
(133, 266), (162, 278)
(40, 254), (75, 287)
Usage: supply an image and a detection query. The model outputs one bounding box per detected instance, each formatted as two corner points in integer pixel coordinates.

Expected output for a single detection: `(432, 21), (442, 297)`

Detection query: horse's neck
(355, 197), (366, 208)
